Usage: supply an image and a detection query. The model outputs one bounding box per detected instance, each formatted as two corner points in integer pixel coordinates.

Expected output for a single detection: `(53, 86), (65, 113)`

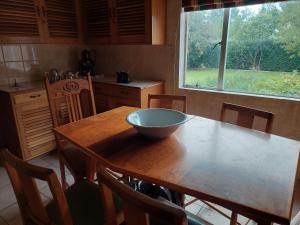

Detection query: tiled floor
(0, 150), (300, 225)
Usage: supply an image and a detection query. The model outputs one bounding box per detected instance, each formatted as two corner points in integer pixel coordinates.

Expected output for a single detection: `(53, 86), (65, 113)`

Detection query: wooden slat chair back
(148, 94), (187, 113)
(220, 102), (274, 133)
(0, 149), (72, 225)
(45, 73), (96, 128)
(45, 74), (97, 189)
(98, 169), (188, 225)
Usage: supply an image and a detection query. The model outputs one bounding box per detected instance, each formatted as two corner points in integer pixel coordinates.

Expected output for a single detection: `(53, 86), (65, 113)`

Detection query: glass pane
(225, 1), (300, 98)
(185, 9), (224, 89)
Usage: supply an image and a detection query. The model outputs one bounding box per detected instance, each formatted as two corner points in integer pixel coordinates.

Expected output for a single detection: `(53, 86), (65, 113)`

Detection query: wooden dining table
(53, 106), (300, 225)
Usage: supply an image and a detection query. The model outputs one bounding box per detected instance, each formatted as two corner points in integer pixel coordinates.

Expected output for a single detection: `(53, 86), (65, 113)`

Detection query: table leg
(86, 157), (96, 182)
(230, 212), (238, 225)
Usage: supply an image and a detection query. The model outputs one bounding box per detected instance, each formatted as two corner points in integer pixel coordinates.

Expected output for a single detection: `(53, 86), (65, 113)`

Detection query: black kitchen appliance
(116, 71), (131, 83)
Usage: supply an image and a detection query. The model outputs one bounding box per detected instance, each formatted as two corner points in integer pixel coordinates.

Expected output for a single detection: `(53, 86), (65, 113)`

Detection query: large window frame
(181, 8), (231, 91)
(179, 5), (300, 100)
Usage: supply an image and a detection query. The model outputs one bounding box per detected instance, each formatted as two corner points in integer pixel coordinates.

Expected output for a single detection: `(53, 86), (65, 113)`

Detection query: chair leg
(59, 155), (68, 190)
(230, 212), (238, 225)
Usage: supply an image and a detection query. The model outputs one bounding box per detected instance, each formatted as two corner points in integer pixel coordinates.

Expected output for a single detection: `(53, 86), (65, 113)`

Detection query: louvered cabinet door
(15, 99), (56, 160)
(0, 0), (44, 43)
(42, 0), (83, 43)
(114, 0), (150, 44)
(84, 0), (113, 44)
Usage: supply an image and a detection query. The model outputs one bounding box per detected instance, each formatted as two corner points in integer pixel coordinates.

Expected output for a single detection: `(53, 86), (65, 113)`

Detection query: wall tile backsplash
(0, 44), (83, 86)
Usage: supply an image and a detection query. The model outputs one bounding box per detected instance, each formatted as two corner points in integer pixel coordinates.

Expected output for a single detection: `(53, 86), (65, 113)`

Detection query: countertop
(0, 77), (163, 94)
(0, 81), (45, 94)
(92, 76), (163, 89)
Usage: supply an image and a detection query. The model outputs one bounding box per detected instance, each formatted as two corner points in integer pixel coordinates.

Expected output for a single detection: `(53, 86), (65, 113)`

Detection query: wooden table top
(54, 106), (300, 224)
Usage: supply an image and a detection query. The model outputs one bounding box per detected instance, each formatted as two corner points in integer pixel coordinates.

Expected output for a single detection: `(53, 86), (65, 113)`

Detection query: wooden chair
(220, 102), (274, 133)
(148, 94), (187, 113)
(0, 149), (121, 225)
(221, 102), (274, 224)
(148, 94), (187, 206)
(45, 74), (97, 189)
(98, 168), (210, 225)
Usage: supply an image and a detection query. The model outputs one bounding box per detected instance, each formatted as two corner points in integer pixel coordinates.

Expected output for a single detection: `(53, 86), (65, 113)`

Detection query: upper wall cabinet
(0, 0), (43, 43)
(84, 0), (113, 44)
(0, 0), (83, 44)
(85, 0), (166, 45)
(42, 0), (83, 44)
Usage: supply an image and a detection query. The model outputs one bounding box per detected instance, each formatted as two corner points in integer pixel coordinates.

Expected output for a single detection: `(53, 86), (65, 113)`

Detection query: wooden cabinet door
(113, 0), (150, 44)
(84, 0), (113, 44)
(0, 0), (44, 43)
(41, 0), (83, 44)
(15, 99), (56, 160)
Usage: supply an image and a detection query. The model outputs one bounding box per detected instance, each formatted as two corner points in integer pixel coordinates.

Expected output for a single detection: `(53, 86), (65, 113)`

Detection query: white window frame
(181, 8), (231, 91)
(179, 7), (300, 101)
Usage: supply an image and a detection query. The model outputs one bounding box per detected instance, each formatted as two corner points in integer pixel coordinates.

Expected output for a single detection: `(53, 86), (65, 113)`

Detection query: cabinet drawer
(111, 97), (140, 108)
(93, 83), (112, 96)
(94, 95), (110, 107)
(112, 86), (140, 100)
(14, 90), (48, 105)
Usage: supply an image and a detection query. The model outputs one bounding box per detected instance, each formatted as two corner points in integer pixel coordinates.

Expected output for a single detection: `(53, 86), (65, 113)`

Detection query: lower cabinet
(92, 80), (164, 113)
(0, 87), (56, 160)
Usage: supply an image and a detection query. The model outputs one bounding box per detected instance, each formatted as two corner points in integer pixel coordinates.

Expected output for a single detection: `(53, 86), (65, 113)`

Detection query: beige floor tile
(29, 156), (52, 168)
(0, 204), (22, 225)
(0, 217), (8, 225)
(39, 151), (60, 168)
(40, 185), (52, 200)
(204, 203), (251, 224)
(197, 205), (231, 225)
(0, 168), (10, 189)
(292, 179), (300, 218)
(0, 184), (16, 211)
(185, 202), (203, 215)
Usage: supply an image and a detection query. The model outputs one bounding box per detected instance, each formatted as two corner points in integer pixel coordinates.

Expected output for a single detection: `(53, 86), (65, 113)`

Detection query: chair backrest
(45, 73), (96, 127)
(98, 169), (188, 225)
(148, 94), (187, 113)
(0, 149), (73, 225)
(220, 102), (274, 133)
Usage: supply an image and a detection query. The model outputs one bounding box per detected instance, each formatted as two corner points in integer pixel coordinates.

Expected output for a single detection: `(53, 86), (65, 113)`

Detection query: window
(182, 1), (300, 99)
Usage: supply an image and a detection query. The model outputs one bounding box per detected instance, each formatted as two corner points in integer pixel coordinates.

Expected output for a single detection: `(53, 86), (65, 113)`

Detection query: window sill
(179, 85), (300, 103)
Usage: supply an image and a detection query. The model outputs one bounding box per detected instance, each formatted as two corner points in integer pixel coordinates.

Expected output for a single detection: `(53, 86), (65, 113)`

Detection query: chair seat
(61, 146), (90, 179)
(46, 181), (121, 225)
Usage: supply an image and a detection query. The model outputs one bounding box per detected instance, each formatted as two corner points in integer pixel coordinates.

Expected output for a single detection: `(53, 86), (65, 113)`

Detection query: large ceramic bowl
(127, 108), (188, 138)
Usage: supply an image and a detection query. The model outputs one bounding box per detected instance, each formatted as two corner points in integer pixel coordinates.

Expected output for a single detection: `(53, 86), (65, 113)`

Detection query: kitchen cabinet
(42, 0), (83, 44)
(84, 0), (166, 44)
(93, 79), (164, 113)
(0, 82), (56, 160)
(0, 0), (43, 43)
(0, 0), (83, 44)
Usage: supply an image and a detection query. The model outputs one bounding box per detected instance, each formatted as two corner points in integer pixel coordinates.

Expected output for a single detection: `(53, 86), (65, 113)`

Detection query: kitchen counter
(0, 81), (45, 94)
(92, 76), (163, 89)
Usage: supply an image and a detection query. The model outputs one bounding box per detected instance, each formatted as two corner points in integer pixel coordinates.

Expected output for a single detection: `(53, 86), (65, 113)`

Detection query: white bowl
(127, 108), (188, 138)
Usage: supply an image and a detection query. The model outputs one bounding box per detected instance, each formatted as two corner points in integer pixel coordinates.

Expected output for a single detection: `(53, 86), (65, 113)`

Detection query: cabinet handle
(36, 6), (41, 17)
(30, 94), (41, 98)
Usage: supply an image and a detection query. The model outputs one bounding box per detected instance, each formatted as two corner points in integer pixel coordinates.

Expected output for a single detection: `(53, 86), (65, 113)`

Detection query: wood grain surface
(54, 106), (300, 225)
